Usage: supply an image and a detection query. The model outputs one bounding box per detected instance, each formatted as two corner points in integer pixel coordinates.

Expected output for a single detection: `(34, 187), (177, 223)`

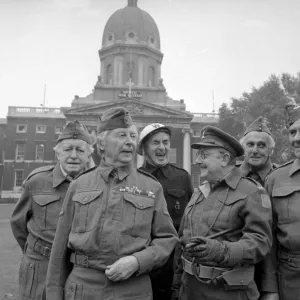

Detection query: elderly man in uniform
(265, 105), (300, 300)
(238, 117), (279, 300)
(10, 120), (93, 300)
(137, 123), (194, 300)
(172, 125), (273, 300)
(46, 107), (178, 300)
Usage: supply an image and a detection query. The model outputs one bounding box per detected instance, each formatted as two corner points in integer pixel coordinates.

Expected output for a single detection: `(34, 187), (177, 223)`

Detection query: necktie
(248, 171), (262, 185)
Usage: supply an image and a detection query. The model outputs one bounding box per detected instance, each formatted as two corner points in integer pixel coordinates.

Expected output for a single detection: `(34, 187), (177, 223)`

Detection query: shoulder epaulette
(24, 165), (55, 183)
(274, 159), (294, 170)
(242, 176), (262, 187)
(169, 163), (190, 174)
(76, 166), (97, 179)
(137, 168), (158, 182)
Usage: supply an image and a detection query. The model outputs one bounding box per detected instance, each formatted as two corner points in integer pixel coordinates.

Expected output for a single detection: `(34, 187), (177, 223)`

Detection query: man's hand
(105, 255), (139, 282)
(185, 236), (226, 264)
(259, 292), (280, 300)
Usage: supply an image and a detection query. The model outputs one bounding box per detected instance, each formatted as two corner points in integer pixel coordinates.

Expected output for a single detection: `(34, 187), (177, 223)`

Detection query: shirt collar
(289, 159), (300, 176)
(143, 161), (171, 178)
(215, 167), (242, 190)
(99, 160), (133, 182)
(239, 159), (273, 182)
(53, 163), (70, 188)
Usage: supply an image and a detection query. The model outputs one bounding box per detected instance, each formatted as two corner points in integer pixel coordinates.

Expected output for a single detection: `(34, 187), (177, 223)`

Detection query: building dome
(102, 0), (161, 51)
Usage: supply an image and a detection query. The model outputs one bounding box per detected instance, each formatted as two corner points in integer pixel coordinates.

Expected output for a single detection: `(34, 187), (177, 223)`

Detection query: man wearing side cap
(10, 120), (94, 300)
(172, 126), (273, 300)
(46, 107), (178, 300)
(265, 104), (300, 300)
(137, 123), (194, 300)
(238, 117), (279, 300)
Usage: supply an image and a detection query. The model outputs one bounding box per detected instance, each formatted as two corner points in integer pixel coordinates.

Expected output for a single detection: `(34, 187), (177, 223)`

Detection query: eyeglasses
(196, 150), (211, 160)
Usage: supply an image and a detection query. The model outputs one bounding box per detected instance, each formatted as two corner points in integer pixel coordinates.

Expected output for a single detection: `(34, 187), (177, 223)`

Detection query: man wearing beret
(10, 120), (94, 300)
(46, 107), (178, 300)
(172, 125), (273, 300)
(137, 123), (194, 300)
(265, 104), (300, 300)
(238, 117), (279, 300)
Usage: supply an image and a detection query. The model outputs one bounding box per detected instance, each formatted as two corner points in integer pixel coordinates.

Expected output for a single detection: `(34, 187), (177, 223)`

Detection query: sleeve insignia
(261, 194), (271, 209)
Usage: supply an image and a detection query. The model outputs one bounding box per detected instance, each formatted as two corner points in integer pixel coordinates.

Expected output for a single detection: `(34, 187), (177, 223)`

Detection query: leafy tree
(218, 72), (300, 164)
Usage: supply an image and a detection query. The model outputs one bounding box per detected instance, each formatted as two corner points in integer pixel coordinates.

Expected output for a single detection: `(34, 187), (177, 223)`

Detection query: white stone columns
(182, 129), (192, 174)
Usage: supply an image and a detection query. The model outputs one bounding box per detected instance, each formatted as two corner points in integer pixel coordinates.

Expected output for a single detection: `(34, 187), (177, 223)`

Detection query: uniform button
(59, 211), (64, 216)
(70, 287), (74, 292)
(240, 280), (244, 284)
(288, 259), (291, 262)
(83, 197), (88, 203)
(29, 264), (33, 268)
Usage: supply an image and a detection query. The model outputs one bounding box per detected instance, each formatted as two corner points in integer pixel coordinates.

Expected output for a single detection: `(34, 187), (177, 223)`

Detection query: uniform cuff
(225, 241), (243, 266)
(132, 249), (155, 275)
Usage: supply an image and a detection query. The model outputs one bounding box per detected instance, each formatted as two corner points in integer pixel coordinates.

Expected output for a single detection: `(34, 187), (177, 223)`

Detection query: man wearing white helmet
(138, 123), (194, 300)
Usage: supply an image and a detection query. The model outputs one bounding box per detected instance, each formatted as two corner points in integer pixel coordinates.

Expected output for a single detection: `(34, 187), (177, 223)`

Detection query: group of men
(9, 104), (300, 300)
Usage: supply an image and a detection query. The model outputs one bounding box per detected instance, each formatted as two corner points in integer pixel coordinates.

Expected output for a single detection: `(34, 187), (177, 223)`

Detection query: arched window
(149, 66), (155, 86)
(105, 64), (113, 84)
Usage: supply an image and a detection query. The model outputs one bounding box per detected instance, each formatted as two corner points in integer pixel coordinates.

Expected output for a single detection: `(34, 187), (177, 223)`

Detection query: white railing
(9, 107), (62, 115)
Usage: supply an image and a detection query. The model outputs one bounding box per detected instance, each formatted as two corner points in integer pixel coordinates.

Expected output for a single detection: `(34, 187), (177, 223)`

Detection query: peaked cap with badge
(244, 116), (272, 136)
(97, 107), (135, 134)
(56, 120), (91, 145)
(191, 125), (244, 157)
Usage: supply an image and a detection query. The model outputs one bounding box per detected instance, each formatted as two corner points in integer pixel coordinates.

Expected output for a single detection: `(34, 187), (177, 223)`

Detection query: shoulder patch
(137, 168), (158, 182)
(24, 165), (55, 182)
(75, 166), (97, 179)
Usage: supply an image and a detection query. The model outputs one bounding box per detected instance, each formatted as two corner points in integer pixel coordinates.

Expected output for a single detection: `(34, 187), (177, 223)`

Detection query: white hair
(96, 130), (111, 156)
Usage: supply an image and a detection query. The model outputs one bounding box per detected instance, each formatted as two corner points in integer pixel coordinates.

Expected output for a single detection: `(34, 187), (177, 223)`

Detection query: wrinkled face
(102, 125), (138, 166)
(144, 131), (170, 167)
(195, 147), (225, 183)
(289, 119), (300, 159)
(243, 132), (272, 169)
(56, 139), (91, 178)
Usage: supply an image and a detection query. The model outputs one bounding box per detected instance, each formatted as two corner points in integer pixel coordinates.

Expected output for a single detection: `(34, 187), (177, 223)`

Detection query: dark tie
(248, 171), (262, 185)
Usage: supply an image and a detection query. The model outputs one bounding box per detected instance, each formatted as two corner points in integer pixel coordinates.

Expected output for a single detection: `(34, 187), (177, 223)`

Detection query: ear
(221, 153), (231, 167)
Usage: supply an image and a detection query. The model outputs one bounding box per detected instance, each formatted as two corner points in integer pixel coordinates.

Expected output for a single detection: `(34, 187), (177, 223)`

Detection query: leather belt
(27, 234), (52, 258)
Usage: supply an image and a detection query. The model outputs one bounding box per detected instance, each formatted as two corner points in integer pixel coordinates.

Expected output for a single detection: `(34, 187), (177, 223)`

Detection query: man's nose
(70, 148), (77, 158)
(195, 155), (202, 164)
(294, 131), (300, 140)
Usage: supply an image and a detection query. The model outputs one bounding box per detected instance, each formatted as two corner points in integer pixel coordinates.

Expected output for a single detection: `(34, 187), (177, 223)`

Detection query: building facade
(1, 0), (219, 199)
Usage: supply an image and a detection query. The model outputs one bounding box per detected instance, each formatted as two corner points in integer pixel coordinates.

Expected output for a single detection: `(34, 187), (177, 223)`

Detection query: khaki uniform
(238, 159), (279, 294)
(174, 167), (273, 300)
(140, 162), (193, 299)
(10, 163), (72, 300)
(46, 163), (178, 300)
(265, 159), (300, 300)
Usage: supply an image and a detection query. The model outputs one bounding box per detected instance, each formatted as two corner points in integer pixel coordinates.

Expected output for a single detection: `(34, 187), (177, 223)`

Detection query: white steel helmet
(137, 123), (171, 155)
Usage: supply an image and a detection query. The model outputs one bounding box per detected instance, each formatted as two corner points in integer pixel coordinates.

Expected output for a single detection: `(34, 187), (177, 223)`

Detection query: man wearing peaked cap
(11, 120), (94, 300)
(238, 117), (279, 300)
(46, 107), (178, 300)
(264, 103), (300, 300)
(172, 125), (272, 300)
(138, 123), (194, 300)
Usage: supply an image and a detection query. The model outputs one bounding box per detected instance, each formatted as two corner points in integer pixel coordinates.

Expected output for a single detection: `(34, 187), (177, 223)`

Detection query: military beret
(191, 125), (244, 157)
(97, 107), (134, 134)
(286, 105), (300, 128)
(56, 120), (91, 145)
(244, 116), (272, 136)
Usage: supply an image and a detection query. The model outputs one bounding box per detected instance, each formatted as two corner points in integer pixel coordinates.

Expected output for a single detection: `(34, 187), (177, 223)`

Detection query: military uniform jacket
(140, 162), (194, 230)
(46, 162), (178, 299)
(10, 163), (71, 252)
(174, 167), (272, 286)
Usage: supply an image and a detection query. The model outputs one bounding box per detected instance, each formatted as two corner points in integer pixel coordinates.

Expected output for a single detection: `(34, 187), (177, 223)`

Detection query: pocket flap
(218, 191), (247, 205)
(223, 265), (254, 286)
(32, 194), (60, 206)
(167, 188), (186, 198)
(272, 186), (300, 197)
(73, 190), (103, 205)
(124, 193), (154, 209)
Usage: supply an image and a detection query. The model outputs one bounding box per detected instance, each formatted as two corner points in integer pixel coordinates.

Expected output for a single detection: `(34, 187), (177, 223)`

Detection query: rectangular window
(55, 126), (63, 134)
(169, 148), (177, 164)
(16, 144), (25, 161)
(36, 144), (44, 161)
(15, 170), (24, 187)
(16, 124), (27, 133)
(193, 131), (201, 137)
(36, 125), (46, 133)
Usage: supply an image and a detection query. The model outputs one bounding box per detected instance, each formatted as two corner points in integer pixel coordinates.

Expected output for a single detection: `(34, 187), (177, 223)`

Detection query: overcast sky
(1, 0), (300, 118)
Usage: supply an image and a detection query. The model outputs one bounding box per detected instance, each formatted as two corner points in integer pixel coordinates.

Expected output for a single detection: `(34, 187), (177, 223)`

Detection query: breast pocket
(72, 190), (103, 233)
(122, 193), (155, 238)
(32, 193), (61, 230)
(216, 191), (246, 228)
(272, 186), (300, 224)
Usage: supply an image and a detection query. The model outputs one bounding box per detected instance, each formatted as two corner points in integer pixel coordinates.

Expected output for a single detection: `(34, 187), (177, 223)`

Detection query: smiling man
(10, 120), (93, 300)
(265, 105), (300, 300)
(137, 124), (194, 300)
(46, 107), (178, 300)
(172, 125), (273, 300)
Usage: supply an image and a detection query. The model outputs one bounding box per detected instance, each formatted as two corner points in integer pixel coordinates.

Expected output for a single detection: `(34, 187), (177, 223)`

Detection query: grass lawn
(0, 204), (21, 300)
